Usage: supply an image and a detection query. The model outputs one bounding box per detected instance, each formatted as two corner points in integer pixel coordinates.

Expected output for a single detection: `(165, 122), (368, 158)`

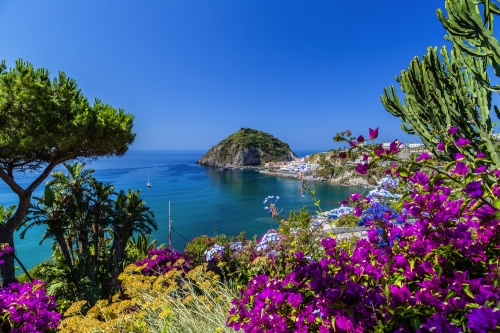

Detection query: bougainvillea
(135, 248), (190, 276)
(227, 129), (500, 332)
(0, 280), (61, 332)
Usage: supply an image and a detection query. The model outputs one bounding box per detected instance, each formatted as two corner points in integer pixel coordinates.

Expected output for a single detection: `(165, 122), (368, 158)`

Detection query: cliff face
(196, 128), (298, 167)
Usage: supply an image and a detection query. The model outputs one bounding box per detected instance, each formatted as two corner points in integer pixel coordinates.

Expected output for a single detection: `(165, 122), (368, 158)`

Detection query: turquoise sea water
(0, 150), (362, 270)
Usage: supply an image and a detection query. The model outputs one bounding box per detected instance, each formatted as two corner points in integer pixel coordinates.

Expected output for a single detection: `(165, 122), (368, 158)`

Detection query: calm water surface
(0, 150), (362, 270)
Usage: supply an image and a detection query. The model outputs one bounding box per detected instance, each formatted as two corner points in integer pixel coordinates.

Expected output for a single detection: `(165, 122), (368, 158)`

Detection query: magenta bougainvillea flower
(389, 140), (401, 154)
(437, 141), (445, 151)
(357, 135), (365, 143)
(416, 152), (432, 161)
(337, 151), (347, 159)
(453, 162), (469, 176)
(474, 165), (487, 174)
(369, 127), (379, 140)
(355, 163), (369, 174)
(464, 180), (482, 198)
(456, 137), (472, 147)
(448, 126), (458, 135)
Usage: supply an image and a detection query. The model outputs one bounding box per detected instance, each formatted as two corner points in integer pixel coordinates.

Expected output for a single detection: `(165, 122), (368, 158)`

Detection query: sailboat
(147, 173), (152, 188)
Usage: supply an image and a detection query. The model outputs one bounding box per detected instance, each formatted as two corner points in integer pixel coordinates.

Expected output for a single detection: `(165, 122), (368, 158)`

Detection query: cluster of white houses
(264, 158), (319, 175)
(262, 142), (429, 175)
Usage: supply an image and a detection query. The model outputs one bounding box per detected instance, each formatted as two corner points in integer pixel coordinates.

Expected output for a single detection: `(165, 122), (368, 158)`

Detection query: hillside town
(262, 141), (430, 178)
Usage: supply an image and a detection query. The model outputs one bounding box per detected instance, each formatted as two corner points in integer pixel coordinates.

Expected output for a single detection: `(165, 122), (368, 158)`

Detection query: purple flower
(466, 307), (500, 333)
(350, 193), (361, 201)
(355, 163), (369, 175)
(348, 141), (357, 148)
(338, 152), (347, 159)
(420, 313), (461, 333)
(474, 165), (487, 174)
(454, 162), (468, 176)
(493, 184), (500, 196)
(353, 206), (362, 217)
(455, 152), (465, 161)
(464, 181), (482, 198)
(389, 140), (402, 154)
(437, 141), (445, 151)
(374, 147), (385, 156)
(455, 137), (471, 147)
(416, 152), (432, 161)
(369, 127), (379, 140)
(448, 126), (458, 135)
(357, 135), (365, 143)
(476, 150), (486, 159)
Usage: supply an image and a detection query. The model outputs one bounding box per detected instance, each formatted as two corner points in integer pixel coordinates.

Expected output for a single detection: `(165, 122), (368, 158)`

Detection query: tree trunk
(0, 231), (16, 286)
(110, 237), (124, 299)
(0, 191), (31, 286)
(55, 232), (73, 270)
(0, 161), (61, 286)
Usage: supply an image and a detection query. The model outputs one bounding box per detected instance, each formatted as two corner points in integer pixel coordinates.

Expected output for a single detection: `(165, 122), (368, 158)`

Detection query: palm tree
(47, 162), (97, 281)
(109, 189), (157, 293)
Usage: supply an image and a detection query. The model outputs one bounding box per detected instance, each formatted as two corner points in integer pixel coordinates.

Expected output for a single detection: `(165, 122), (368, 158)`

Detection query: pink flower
(437, 142), (445, 151)
(476, 151), (486, 159)
(464, 181), (482, 198)
(389, 140), (402, 154)
(474, 165), (487, 174)
(493, 184), (500, 196)
(455, 152), (465, 161)
(416, 152), (432, 161)
(453, 162), (468, 176)
(448, 126), (458, 135)
(455, 137), (471, 147)
(369, 127), (379, 140)
(348, 141), (357, 148)
(355, 163), (369, 175)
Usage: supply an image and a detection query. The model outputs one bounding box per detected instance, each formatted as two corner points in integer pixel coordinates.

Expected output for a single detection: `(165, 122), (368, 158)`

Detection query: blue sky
(0, 1), (450, 151)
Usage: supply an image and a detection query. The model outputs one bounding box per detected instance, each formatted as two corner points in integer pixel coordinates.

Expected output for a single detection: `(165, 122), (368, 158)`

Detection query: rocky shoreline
(258, 170), (375, 189)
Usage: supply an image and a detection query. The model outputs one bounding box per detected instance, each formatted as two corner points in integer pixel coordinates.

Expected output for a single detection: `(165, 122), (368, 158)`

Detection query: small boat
(147, 173), (152, 187)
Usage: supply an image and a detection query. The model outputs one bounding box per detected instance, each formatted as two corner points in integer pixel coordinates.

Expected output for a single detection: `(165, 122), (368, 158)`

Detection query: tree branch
(0, 169), (23, 196)
(27, 159), (64, 194)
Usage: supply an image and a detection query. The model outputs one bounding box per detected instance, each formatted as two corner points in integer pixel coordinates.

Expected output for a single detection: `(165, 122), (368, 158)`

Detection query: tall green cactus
(381, 0), (500, 167)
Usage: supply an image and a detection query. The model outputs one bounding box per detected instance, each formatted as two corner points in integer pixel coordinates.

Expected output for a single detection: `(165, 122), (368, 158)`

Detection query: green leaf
(397, 166), (409, 178)
(43, 186), (55, 207)
(493, 199), (500, 210)
(410, 317), (421, 331)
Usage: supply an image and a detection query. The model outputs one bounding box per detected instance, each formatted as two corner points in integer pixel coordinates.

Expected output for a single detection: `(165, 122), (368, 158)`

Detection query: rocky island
(196, 128), (298, 168)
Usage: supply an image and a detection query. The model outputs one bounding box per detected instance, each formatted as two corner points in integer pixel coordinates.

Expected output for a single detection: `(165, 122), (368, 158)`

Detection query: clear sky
(0, 1), (451, 151)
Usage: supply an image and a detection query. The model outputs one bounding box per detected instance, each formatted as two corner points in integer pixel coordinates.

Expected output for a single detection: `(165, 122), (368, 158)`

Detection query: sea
(0, 150), (363, 271)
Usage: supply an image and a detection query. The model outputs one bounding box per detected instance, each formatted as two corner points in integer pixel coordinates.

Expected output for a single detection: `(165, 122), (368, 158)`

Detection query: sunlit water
(0, 150), (362, 270)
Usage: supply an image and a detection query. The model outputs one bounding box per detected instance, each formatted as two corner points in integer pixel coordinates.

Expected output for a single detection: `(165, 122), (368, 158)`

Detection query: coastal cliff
(196, 128), (298, 167)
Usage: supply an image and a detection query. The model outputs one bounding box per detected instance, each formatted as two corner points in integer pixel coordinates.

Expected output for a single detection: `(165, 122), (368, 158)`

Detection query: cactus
(381, 0), (500, 167)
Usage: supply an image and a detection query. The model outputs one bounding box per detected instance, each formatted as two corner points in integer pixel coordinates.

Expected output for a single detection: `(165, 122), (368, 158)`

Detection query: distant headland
(196, 128), (298, 168)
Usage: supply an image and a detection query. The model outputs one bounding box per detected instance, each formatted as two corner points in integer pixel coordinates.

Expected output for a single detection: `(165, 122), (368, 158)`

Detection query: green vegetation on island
(196, 128), (297, 167)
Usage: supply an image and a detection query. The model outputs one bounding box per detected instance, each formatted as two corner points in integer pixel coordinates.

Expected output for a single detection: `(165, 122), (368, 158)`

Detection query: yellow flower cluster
(59, 261), (236, 333)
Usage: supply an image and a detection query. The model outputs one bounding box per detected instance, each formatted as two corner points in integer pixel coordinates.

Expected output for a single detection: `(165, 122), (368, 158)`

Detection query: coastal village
(261, 141), (429, 178)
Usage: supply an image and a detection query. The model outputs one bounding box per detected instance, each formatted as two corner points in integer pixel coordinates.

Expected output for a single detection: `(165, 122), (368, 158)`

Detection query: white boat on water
(147, 173), (152, 188)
